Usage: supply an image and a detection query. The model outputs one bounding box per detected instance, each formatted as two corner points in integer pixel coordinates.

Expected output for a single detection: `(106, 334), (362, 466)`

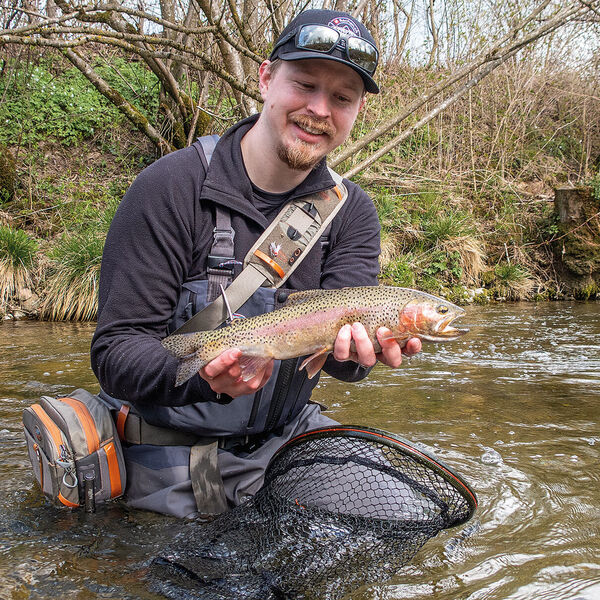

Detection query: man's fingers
(333, 324), (352, 361)
(351, 322), (377, 367)
(201, 348), (242, 381)
(403, 337), (422, 356)
(201, 351), (274, 398)
(376, 327), (403, 367)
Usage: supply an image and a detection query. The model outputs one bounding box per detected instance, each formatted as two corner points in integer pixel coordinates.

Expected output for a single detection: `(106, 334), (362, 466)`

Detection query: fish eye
(437, 305), (449, 314)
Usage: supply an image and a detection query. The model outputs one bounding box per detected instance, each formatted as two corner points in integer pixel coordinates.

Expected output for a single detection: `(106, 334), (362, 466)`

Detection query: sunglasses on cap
(273, 23), (379, 76)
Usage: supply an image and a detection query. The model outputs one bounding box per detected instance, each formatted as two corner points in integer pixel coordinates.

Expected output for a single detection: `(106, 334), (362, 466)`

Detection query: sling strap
(172, 137), (349, 334)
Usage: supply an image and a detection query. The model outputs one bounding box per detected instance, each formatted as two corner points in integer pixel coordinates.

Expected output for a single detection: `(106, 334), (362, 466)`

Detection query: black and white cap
(269, 9), (380, 94)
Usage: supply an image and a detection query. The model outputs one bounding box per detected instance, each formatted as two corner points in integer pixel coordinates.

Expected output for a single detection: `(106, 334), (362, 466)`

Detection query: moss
(0, 144), (16, 204)
(573, 282), (598, 301)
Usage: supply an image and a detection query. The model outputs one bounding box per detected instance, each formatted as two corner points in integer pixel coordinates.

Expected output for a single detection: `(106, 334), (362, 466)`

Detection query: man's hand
(199, 349), (274, 398)
(333, 323), (421, 369)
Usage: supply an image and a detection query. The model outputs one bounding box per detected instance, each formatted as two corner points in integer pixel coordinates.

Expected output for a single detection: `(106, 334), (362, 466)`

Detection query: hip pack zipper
(60, 397), (100, 454)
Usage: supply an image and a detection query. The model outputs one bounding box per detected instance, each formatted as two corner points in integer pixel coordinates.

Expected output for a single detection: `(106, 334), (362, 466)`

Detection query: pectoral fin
(299, 347), (332, 379)
(239, 356), (272, 382)
(175, 355), (208, 387)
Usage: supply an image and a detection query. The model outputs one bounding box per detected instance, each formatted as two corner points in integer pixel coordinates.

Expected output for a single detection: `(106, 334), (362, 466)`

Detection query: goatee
(277, 115), (335, 171)
(276, 140), (322, 171)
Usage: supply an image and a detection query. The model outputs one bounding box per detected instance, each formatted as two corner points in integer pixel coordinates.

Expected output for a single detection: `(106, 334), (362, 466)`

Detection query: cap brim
(277, 51), (379, 94)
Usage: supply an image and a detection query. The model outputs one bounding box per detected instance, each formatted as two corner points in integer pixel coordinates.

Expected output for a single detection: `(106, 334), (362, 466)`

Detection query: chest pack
(22, 388), (126, 511)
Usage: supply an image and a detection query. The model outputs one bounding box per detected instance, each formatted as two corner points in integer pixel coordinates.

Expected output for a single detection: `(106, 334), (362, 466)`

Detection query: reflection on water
(1, 302), (599, 599)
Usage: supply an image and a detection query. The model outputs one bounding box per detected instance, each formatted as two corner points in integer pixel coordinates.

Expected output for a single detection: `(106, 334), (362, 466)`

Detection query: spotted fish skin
(161, 286), (468, 387)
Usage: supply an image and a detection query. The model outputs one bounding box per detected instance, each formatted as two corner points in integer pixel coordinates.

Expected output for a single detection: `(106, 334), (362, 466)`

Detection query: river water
(1, 302), (599, 600)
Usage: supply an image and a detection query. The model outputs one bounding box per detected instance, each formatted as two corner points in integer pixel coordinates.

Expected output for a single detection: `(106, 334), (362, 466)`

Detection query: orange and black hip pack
(22, 388), (126, 510)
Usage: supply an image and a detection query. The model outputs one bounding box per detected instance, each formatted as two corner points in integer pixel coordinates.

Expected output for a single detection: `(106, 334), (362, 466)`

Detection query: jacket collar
(200, 114), (336, 227)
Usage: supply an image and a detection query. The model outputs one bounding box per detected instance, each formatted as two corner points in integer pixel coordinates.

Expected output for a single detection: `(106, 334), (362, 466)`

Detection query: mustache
(292, 115), (336, 137)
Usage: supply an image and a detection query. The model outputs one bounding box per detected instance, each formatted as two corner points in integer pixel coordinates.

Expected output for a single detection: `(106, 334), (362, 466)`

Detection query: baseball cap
(269, 9), (380, 94)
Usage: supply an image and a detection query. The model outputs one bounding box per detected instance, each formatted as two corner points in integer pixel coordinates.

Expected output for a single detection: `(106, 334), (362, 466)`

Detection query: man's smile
(290, 115), (335, 141)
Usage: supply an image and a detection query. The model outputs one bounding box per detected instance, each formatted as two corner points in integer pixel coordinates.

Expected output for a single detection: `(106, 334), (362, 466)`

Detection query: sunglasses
(274, 24), (379, 76)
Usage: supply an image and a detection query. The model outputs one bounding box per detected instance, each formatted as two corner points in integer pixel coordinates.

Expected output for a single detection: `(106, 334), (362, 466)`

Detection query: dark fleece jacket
(91, 114), (381, 409)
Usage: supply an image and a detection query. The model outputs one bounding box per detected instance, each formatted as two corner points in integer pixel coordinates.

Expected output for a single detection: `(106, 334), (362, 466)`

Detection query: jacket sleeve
(90, 148), (217, 407)
(320, 179), (381, 382)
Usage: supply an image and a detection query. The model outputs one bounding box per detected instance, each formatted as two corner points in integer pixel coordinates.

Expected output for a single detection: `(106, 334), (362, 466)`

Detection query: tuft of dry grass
(441, 236), (487, 285)
(0, 225), (38, 307)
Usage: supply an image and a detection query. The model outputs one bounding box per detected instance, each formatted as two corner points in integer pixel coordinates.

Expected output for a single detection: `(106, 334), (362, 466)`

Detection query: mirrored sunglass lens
(348, 38), (377, 73)
(298, 25), (338, 52)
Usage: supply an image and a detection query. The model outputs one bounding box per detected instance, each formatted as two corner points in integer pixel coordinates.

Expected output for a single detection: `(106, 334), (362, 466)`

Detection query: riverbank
(1, 58), (598, 321)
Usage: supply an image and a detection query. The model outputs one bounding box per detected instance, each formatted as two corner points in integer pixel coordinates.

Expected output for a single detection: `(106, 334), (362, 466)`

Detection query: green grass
(493, 262), (535, 300)
(39, 199), (117, 320)
(39, 230), (104, 321)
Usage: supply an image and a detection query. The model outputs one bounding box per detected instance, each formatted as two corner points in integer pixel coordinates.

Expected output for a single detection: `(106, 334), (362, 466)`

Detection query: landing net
(152, 426), (477, 600)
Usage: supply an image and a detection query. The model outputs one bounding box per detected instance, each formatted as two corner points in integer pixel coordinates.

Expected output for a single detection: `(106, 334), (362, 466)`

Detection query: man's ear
(359, 93), (367, 112)
(258, 60), (274, 99)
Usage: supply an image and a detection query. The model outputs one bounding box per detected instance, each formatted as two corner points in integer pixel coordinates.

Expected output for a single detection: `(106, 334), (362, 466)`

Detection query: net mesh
(151, 426), (476, 600)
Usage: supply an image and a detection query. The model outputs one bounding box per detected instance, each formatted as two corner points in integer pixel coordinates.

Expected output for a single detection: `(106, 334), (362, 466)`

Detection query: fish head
(397, 294), (468, 341)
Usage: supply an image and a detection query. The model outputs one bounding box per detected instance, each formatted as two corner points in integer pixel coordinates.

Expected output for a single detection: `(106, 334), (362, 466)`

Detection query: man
(91, 8), (421, 518)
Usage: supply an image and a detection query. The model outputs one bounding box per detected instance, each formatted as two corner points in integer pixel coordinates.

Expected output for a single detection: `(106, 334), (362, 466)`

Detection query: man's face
(259, 58), (366, 171)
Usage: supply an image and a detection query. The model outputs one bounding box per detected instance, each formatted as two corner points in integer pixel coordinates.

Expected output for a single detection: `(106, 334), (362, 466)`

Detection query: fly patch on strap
(245, 184), (346, 287)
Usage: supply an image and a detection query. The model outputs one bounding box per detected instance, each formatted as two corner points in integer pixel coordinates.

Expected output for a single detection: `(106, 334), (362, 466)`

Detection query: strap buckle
(212, 226), (235, 243)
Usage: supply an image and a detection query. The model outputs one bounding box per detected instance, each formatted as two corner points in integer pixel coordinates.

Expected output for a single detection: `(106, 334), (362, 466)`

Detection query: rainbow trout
(162, 286), (468, 387)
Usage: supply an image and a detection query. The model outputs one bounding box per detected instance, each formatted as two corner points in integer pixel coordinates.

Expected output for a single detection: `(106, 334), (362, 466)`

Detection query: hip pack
(22, 388), (126, 510)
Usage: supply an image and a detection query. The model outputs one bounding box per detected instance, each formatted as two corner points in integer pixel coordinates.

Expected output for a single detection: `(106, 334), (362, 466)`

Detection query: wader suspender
(173, 136), (349, 335)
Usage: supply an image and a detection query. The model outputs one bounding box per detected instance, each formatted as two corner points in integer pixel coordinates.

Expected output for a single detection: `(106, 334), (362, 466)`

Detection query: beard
(276, 115), (336, 171)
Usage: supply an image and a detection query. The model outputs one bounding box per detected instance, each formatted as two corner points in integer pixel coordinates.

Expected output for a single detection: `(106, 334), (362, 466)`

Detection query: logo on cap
(328, 16), (360, 36)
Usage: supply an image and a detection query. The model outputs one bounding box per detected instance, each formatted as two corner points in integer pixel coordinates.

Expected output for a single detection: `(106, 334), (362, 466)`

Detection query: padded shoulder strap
(195, 134), (220, 170)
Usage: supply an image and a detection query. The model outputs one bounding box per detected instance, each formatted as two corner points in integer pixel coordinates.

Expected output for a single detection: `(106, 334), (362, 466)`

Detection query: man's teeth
(298, 124), (323, 134)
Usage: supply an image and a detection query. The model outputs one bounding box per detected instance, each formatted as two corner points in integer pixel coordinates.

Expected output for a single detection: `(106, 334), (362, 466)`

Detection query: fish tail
(175, 355), (209, 387)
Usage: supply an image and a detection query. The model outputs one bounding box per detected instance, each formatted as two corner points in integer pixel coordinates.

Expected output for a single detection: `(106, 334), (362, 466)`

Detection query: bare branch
(331, 1), (592, 169)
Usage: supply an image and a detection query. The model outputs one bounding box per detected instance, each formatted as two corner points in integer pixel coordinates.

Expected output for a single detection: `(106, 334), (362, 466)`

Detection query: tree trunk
(552, 186), (600, 299)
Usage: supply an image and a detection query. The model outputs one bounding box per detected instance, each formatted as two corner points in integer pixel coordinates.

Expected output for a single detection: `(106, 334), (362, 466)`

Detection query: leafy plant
(0, 59), (159, 146)
(380, 254), (418, 288)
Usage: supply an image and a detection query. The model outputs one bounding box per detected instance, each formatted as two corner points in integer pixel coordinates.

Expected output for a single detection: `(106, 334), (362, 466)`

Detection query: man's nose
(306, 90), (331, 118)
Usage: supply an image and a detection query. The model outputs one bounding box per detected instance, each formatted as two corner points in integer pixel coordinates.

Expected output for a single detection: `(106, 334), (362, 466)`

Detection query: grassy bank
(1, 55), (598, 320)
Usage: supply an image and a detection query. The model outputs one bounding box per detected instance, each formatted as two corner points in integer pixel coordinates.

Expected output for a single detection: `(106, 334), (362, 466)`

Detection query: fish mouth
(431, 313), (469, 339)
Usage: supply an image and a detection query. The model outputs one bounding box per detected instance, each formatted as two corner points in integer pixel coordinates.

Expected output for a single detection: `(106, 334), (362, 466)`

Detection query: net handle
(274, 425), (478, 520)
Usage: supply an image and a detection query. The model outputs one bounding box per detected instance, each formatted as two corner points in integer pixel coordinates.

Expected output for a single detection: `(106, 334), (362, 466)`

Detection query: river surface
(1, 302), (599, 600)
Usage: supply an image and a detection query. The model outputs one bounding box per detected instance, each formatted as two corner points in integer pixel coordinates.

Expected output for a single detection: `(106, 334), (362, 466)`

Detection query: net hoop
(270, 425), (478, 526)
